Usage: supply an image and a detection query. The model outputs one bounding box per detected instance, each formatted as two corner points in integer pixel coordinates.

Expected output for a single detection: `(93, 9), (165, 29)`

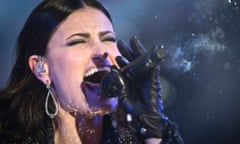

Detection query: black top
(0, 115), (142, 144)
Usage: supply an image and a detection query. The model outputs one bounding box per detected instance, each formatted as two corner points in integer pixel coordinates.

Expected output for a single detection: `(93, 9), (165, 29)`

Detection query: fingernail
(132, 36), (138, 40)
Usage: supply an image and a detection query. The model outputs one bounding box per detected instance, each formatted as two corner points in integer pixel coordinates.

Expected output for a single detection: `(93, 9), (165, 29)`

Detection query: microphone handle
(100, 47), (165, 98)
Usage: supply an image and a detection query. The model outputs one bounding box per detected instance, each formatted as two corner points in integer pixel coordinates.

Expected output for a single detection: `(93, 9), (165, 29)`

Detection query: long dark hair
(0, 0), (112, 141)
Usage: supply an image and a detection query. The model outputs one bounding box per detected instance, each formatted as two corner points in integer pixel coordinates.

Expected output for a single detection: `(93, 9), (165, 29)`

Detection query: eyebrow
(66, 33), (90, 40)
(99, 31), (115, 37)
(66, 31), (115, 40)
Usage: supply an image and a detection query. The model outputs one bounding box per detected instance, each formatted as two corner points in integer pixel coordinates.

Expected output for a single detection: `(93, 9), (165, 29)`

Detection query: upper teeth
(84, 67), (111, 77)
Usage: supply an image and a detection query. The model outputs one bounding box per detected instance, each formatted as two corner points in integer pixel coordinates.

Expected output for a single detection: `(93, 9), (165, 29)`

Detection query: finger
(117, 40), (135, 62)
(153, 45), (165, 59)
(115, 56), (129, 68)
(130, 36), (146, 58)
(147, 45), (165, 67)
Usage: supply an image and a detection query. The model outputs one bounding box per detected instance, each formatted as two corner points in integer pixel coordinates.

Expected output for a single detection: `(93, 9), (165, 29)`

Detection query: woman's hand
(101, 37), (183, 143)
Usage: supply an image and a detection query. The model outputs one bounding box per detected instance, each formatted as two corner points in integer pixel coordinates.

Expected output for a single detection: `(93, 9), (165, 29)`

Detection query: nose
(92, 42), (110, 65)
(92, 52), (110, 66)
(93, 51), (108, 60)
(91, 40), (108, 54)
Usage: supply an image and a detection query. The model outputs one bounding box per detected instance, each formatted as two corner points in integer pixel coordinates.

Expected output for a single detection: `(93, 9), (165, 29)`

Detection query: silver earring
(45, 81), (58, 119)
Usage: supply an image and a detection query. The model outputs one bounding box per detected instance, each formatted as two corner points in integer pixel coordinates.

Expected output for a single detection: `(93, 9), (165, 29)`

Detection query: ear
(28, 55), (51, 85)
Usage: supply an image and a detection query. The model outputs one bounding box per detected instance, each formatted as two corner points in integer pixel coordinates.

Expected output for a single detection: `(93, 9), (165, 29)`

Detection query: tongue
(82, 81), (101, 95)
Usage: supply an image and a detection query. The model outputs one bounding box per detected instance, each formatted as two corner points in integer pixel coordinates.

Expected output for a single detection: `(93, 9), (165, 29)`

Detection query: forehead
(55, 6), (114, 35)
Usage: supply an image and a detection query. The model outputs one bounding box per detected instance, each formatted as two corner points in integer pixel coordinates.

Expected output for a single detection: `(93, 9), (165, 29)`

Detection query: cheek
(49, 48), (90, 78)
(47, 50), (90, 87)
(107, 45), (121, 64)
(52, 56), (83, 77)
(112, 48), (121, 57)
(47, 50), (92, 112)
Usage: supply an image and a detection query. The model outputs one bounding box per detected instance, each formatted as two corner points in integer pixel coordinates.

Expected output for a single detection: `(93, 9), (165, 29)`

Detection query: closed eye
(102, 37), (116, 42)
(66, 40), (86, 46)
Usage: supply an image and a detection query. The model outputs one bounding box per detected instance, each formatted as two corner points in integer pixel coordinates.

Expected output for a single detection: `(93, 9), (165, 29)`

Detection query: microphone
(101, 46), (165, 97)
(120, 46), (165, 80)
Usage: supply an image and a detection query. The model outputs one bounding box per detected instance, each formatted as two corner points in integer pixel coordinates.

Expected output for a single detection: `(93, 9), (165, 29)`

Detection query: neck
(78, 115), (104, 144)
(54, 113), (104, 144)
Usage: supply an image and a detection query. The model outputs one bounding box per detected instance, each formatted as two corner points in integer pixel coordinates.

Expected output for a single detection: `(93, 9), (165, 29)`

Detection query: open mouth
(83, 67), (110, 84)
(82, 66), (111, 98)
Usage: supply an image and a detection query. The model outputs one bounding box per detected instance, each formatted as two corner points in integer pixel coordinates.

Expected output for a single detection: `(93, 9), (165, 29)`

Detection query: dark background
(1, 0), (240, 143)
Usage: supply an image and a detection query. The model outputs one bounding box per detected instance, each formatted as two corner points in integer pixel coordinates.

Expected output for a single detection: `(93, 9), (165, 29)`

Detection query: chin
(89, 102), (117, 116)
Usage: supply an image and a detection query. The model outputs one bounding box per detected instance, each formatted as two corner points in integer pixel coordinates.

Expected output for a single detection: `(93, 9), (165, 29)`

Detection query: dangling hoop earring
(45, 80), (58, 119)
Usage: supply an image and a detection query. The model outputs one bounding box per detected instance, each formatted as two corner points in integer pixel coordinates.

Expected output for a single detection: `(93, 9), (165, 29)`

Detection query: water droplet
(126, 113), (132, 122)
(192, 73), (197, 76)
(206, 115), (210, 120)
(218, 89), (224, 94)
(224, 62), (231, 71)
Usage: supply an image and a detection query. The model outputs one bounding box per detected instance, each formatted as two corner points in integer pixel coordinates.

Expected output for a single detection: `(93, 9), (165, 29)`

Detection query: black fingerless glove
(101, 37), (184, 143)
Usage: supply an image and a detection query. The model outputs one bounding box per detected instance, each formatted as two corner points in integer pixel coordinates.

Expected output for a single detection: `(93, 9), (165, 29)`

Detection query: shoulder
(0, 124), (54, 144)
(0, 104), (54, 144)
